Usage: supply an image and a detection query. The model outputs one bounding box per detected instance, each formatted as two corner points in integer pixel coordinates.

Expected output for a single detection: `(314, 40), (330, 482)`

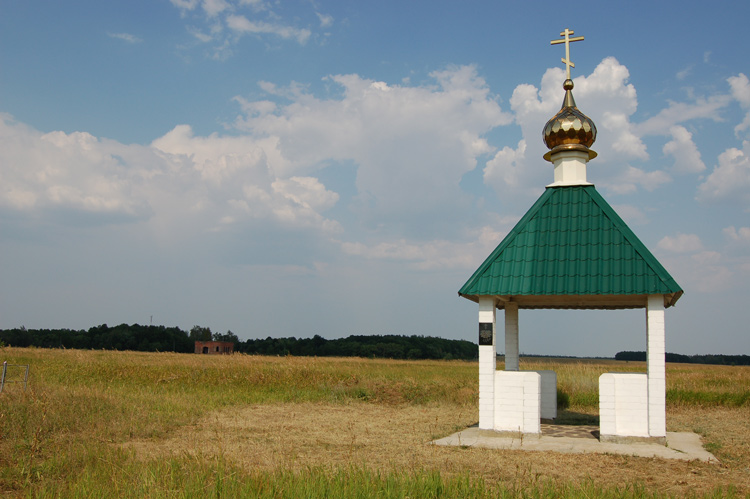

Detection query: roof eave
(459, 291), (684, 310)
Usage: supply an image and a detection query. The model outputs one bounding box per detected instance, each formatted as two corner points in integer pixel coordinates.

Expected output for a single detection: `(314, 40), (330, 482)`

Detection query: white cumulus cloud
(151, 124), (339, 233)
(316, 12), (333, 28)
(0, 65), (518, 268)
(697, 140), (750, 206)
(226, 14), (311, 44)
(171, 0), (319, 54)
(233, 66), (510, 234)
(0, 114), (153, 223)
(598, 165), (671, 195)
(339, 224), (505, 271)
(202, 0), (230, 17)
(484, 140), (528, 192)
(723, 226), (750, 245)
(637, 95), (731, 136)
(662, 125), (705, 174)
(171, 0), (199, 11)
(107, 32), (143, 43)
(728, 73), (750, 138)
(657, 233), (704, 253)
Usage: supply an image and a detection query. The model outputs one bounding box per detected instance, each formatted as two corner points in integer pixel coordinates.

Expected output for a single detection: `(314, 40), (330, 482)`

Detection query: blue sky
(1, 0), (749, 356)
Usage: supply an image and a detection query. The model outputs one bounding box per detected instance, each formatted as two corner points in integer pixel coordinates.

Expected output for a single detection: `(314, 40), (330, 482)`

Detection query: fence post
(0, 362), (29, 393)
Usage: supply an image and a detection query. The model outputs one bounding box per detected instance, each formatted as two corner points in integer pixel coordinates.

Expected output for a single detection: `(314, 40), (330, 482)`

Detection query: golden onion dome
(543, 79), (597, 162)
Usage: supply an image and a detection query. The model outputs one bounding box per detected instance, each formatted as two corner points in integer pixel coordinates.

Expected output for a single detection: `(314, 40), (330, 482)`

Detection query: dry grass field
(1, 347), (749, 497)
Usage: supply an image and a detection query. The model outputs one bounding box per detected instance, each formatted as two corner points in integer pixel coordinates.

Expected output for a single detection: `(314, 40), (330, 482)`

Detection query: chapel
(459, 29), (682, 442)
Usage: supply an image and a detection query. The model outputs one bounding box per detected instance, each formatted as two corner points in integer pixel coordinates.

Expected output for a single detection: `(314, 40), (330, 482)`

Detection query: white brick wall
(478, 297), (496, 430)
(599, 373), (649, 438)
(647, 294), (666, 438)
(599, 373), (616, 436)
(494, 371), (541, 434)
(504, 303), (519, 371)
(478, 347), (495, 429)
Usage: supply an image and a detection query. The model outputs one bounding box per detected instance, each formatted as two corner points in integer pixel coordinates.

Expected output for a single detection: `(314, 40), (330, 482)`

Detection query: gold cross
(550, 28), (584, 80)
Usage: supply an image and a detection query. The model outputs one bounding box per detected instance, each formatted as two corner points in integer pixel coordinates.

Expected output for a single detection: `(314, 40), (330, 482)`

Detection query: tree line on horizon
(2, 325), (747, 365)
(615, 350), (750, 366)
(0, 324), (476, 360)
(0, 324), (215, 353)
(240, 334), (477, 360)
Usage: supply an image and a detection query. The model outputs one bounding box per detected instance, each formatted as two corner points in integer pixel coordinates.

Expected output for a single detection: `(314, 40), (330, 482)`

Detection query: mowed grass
(1, 347), (748, 498)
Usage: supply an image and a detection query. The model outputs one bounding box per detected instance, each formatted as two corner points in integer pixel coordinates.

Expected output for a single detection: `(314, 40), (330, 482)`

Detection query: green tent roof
(459, 185), (683, 309)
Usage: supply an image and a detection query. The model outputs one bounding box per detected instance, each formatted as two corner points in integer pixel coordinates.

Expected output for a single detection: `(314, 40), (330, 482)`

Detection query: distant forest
(240, 334), (477, 360)
(615, 351), (750, 366)
(2, 326), (747, 364)
(0, 325), (476, 361)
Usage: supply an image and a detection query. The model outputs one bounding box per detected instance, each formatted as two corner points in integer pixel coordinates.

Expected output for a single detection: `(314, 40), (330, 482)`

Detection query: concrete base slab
(432, 426), (718, 463)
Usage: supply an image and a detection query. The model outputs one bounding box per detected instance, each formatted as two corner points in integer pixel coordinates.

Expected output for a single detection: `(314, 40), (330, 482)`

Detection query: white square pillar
(535, 370), (557, 420)
(478, 296), (497, 430)
(599, 373), (649, 441)
(494, 371), (541, 434)
(504, 302), (519, 371)
(646, 294), (666, 438)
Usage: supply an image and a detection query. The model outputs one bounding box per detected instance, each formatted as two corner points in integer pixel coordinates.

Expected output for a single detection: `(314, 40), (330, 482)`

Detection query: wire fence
(0, 360), (29, 393)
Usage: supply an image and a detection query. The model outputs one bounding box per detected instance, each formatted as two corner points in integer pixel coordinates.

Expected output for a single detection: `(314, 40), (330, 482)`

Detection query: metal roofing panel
(458, 185), (683, 308)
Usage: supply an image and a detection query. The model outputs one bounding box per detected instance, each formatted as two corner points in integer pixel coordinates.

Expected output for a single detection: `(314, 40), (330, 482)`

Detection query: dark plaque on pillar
(478, 322), (493, 345)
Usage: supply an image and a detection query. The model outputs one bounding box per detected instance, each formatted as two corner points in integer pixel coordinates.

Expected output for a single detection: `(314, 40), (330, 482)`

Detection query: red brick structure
(194, 341), (234, 355)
